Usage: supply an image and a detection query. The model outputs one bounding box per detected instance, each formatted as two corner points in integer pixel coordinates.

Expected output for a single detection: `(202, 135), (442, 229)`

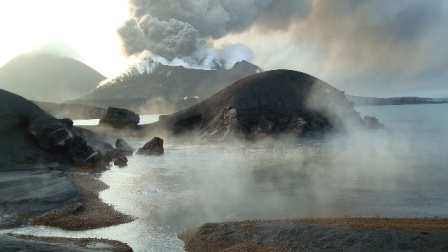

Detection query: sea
(2, 103), (448, 251)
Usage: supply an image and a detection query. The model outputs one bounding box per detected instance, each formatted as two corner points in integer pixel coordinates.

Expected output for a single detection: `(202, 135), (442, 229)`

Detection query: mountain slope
(70, 59), (262, 113)
(0, 53), (105, 102)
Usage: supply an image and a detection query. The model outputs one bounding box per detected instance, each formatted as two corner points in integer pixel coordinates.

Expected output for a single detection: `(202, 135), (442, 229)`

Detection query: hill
(149, 70), (383, 141)
(70, 59), (262, 113)
(0, 53), (105, 102)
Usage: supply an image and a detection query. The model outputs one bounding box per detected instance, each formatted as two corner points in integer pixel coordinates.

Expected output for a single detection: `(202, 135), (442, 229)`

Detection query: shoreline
(1, 167), (136, 251)
(179, 217), (448, 251)
(33, 169), (135, 230)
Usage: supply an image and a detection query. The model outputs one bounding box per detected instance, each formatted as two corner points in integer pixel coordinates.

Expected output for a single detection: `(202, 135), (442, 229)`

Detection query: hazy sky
(0, 0), (447, 98)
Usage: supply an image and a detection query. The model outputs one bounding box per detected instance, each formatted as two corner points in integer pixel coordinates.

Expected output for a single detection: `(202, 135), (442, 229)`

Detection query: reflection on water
(73, 114), (162, 126)
(4, 104), (448, 252)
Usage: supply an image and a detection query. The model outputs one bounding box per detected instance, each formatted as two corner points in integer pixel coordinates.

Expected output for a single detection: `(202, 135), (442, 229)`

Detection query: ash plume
(118, 0), (312, 69)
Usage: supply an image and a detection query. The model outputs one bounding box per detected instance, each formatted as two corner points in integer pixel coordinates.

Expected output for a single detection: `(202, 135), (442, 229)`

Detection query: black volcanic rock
(99, 107), (140, 129)
(0, 89), (109, 170)
(136, 137), (164, 155)
(114, 156), (128, 167)
(153, 70), (383, 141)
(0, 53), (105, 102)
(70, 59), (262, 113)
(116, 138), (134, 156)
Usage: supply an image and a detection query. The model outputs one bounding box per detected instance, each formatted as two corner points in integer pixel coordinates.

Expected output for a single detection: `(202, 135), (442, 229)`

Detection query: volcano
(0, 53), (105, 102)
(70, 58), (262, 113)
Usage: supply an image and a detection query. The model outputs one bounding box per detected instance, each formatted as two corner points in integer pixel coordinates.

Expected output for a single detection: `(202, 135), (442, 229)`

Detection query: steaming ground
(6, 104), (447, 251)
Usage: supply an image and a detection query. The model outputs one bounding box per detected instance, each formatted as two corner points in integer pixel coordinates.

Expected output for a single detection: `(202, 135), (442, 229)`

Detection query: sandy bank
(1, 169), (135, 251)
(34, 171), (134, 230)
(179, 218), (448, 251)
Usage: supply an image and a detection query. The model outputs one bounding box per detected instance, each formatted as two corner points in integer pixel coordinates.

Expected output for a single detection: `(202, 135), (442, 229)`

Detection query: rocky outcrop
(0, 89), (100, 169)
(116, 138), (134, 156)
(152, 70), (383, 141)
(0, 89), (115, 169)
(136, 137), (164, 155)
(0, 171), (82, 228)
(99, 107), (140, 129)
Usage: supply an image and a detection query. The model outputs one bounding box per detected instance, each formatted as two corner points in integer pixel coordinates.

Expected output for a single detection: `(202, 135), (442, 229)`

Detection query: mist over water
(5, 104), (448, 251)
(99, 103), (448, 250)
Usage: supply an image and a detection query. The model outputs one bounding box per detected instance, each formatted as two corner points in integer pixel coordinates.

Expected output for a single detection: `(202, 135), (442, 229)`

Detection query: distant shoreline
(347, 95), (448, 107)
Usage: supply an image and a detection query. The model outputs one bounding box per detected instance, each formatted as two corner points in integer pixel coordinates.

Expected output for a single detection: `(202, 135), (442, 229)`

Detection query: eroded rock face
(136, 137), (164, 155)
(99, 107), (140, 129)
(153, 70), (383, 141)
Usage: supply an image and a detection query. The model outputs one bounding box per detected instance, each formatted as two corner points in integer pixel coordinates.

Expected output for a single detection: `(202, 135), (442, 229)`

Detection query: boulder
(114, 156), (128, 167)
(136, 137), (164, 155)
(71, 127), (114, 153)
(115, 138), (134, 156)
(98, 107), (139, 129)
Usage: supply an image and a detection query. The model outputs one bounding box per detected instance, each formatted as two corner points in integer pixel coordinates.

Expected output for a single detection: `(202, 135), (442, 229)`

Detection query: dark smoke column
(118, 15), (199, 60)
(117, 0), (312, 68)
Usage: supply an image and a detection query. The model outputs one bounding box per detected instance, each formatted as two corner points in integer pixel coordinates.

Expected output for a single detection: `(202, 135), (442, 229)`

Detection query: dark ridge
(69, 59), (262, 113)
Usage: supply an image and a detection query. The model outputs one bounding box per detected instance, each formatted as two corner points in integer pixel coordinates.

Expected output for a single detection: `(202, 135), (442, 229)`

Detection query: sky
(0, 0), (447, 98)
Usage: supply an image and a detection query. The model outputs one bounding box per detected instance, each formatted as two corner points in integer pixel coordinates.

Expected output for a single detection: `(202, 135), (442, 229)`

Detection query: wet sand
(179, 218), (448, 251)
(1, 168), (135, 251)
(33, 171), (134, 230)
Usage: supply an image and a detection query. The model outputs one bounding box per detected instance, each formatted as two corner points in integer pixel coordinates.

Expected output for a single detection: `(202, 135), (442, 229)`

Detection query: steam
(118, 0), (311, 69)
(30, 42), (81, 60)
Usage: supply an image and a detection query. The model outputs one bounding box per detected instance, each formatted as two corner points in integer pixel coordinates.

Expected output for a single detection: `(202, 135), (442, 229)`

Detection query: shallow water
(4, 103), (448, 252)
(73, 114), (162, 126)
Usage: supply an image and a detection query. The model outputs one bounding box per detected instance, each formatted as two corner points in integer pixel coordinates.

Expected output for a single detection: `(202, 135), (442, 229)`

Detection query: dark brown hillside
(152, 70), (383, 141)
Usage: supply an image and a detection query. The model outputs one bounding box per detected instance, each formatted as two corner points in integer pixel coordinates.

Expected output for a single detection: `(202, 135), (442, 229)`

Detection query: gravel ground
(179, 218), (448, 251)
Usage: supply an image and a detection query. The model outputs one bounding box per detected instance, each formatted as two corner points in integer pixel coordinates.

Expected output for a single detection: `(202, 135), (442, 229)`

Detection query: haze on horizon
(0, 0), (447, 98)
